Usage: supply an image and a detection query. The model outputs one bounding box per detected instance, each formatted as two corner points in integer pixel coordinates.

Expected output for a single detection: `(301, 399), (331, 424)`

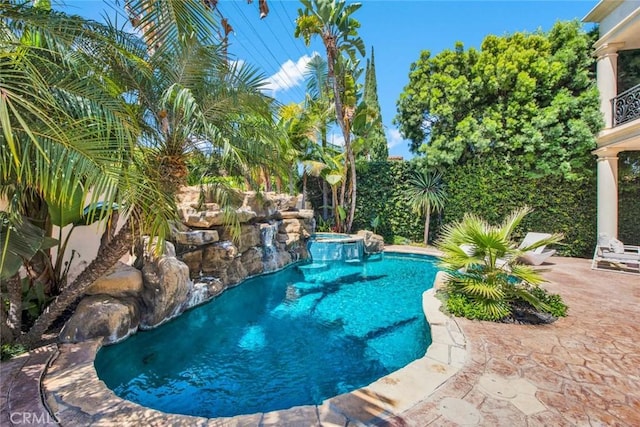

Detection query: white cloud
(328, 132), (345, 148)
(264, 53), (319, 95)
(387, 128), (405, 149)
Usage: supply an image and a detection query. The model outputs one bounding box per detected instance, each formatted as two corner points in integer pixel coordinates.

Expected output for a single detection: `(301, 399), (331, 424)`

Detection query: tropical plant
(304, 55), (334, 219)
(404, 171), (446, 245)
(0, 0), (178, 347)
(295, 0), (365, 232)
(370, 214), (381, 234)
(436, 206), (565, 321)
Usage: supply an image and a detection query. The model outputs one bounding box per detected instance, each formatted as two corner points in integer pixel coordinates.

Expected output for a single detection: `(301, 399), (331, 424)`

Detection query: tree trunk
(346, 146), (357, 233)
(321, 125), (329, 220)
(322, 180), (329, 220)
(324, 36), (352, 233)
(18, 221), (133, 349)
(5, 275), (23, 339)
(331, 186), (340, 231)
(302, 172), (307, 208)
(424, 208), (431, 245)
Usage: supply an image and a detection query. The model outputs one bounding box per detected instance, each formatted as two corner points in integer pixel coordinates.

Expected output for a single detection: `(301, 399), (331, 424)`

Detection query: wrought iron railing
(612, 83), (640, 127)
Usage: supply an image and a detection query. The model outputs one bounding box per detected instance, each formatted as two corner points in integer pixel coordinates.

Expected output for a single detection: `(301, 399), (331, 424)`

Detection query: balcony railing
(612, 83), (640, 127)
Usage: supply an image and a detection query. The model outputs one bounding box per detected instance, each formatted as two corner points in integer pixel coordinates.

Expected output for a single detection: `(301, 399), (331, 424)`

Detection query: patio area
(1, 252), (639, 426)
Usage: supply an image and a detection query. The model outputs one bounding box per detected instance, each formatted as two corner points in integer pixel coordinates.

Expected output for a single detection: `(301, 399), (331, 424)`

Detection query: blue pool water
(94, 253), (437, 418)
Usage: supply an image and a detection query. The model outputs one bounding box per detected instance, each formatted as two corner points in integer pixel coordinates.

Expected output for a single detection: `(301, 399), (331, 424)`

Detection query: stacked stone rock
(61, 187), (315, 345)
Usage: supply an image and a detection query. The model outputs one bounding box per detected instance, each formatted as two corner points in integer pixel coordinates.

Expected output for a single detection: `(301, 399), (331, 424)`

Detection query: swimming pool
(94, 253), (437, 418)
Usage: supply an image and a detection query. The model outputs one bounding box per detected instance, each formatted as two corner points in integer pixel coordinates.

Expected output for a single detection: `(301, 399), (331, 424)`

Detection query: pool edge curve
(42, 247), (469, 426)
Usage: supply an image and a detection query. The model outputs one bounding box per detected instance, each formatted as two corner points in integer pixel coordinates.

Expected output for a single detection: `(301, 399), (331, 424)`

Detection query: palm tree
(436, 206), (564, 321)
(135, 36), (280, 195)
(1, 1), (177, 347)
(295, 0), (365, 232)
(404, 171), (447, 245)
(304, 55), (334, 219)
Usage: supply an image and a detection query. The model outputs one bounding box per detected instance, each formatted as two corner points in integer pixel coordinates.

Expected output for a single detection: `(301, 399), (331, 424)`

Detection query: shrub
(1, 343), (26, 361)
(437, 207), (568, 323)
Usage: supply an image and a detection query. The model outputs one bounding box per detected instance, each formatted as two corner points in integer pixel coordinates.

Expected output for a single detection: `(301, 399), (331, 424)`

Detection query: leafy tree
(437, 207), (565, 321)
(395, 21), (602, 180)
(295, 0), (365, 232)
(404, 171), (446, 245)
(361, 47), (388, 161)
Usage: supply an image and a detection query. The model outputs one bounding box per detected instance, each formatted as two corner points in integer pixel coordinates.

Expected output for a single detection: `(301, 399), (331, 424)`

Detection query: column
(596, 154), (619, 239)
(595, 43), (624, 128)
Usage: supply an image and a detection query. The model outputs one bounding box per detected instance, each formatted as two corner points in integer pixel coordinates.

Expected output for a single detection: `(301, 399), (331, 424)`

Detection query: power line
(226, 0), (308, 101)
(261, 3), (315, 98)
(271, 1), (308, 60)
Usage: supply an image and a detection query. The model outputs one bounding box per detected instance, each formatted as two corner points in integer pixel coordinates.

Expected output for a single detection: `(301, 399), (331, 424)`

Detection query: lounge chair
(592, 233), (640, 274)
(517, 232), (557, 266)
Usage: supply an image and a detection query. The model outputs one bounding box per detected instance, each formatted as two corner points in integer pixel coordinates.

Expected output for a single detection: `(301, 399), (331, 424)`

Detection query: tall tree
(395, 21), (602, 180)
(362, 47), (388, 161)
(304, 55), (334, 219)
(295, 0), (365, 232)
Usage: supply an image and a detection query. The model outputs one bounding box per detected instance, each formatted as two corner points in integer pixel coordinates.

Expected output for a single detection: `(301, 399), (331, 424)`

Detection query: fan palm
(404, 171), (446, 245)
(436, 206), (563, 321)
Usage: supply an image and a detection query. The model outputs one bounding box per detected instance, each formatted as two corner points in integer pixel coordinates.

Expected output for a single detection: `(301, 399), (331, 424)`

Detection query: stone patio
(1, 251), (639, 426)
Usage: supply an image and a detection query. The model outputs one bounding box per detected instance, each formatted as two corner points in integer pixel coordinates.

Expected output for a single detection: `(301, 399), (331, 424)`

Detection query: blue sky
(60, 0), (599, 159)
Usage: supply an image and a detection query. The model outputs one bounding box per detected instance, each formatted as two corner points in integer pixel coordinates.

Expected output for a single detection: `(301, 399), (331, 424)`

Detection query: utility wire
(271, 1), (309, 60)
(227, 0), (308, 101)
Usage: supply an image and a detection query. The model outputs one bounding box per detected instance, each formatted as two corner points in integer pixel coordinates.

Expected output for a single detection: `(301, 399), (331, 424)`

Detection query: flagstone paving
(1, 252), (639, 426)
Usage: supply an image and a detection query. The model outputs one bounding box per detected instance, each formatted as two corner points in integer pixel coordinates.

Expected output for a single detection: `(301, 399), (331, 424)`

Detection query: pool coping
(42, 246), (468, 426)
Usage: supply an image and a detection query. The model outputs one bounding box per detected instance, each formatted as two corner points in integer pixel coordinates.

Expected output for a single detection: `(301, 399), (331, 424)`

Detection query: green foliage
(445, 292), (503, 321)
(443, 156), (597, 257)
(529, 286), (568, 318)
(395, 21), (602, 180)
(21, 279), (52, 327)
(333, 156), (637, 254)
(315, 216), (335, 232)
(445, 287), (568, 321)
(392, 235), (411, 245)
(361, 47), (388, 161)
(437, 207), (566, 322)
(370, 215), (381, 234)
(619, 152), (640, 244)
(0, 215), (57, 281)
(1, 343), (26, 361)
(350, 160), (424, 242)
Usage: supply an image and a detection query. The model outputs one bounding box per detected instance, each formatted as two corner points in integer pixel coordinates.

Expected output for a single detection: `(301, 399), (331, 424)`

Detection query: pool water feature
(308, 232), (365, 262)
(94, 253), (437, 418)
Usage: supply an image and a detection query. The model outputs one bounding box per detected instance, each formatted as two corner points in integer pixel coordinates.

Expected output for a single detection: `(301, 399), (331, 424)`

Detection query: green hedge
(619, 152), (640, 245)
(307, 157), (638, 256)
(352, 161), (423, 243)
(442, 157), (597, 257)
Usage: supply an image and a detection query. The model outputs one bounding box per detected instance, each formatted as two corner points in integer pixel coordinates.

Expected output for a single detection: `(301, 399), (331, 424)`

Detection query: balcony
(612, 83), (640, 127)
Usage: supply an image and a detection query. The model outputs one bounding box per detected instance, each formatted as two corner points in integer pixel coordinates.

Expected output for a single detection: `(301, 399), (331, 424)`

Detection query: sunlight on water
(95, 253), (437, 418)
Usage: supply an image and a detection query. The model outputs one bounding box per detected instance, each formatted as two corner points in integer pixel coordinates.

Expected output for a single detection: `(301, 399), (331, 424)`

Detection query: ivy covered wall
(441, 157), (598, 257)
(307, 157), (638, 258)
